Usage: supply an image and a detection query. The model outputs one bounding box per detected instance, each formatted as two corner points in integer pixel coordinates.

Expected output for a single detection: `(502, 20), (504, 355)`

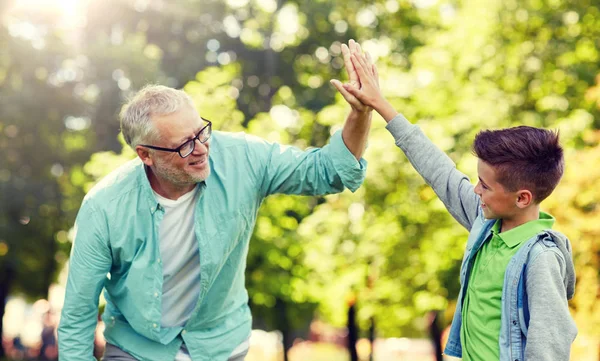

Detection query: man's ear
(516, 189), (534, 208)
(136, 145), (153, 167)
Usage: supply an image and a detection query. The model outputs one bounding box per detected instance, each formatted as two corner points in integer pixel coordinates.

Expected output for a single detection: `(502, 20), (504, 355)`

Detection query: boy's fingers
(356, 51), (369, 71)
(350, 54), (364, 71)
(351, 54), (370, 84)
(372, 63), (380, 88)
(355, 41), (363, 56)
(351, 42), (371, 81)
(356, 43), (372, 71)
(365, 52), (375, 77)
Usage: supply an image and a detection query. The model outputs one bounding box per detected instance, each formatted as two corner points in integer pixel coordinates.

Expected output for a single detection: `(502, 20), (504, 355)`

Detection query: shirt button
(158, 258), (161, 264)
(182, 330), (187, 335)
(153, 323), (157, 328)
(154, 292), (159, 298)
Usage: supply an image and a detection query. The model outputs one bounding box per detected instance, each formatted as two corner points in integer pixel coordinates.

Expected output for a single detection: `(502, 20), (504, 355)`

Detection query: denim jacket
(443, 214), (577, 361)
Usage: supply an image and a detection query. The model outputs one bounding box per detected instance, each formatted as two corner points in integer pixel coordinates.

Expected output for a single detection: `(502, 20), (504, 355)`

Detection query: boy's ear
(515, 189), (534, 208)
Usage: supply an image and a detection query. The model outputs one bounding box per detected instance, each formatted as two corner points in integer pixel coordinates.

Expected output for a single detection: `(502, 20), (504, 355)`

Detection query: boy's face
(474, 159), (519, 220)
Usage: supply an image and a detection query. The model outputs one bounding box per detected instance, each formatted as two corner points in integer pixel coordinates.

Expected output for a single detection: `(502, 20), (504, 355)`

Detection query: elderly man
(58, 41), (371, 361)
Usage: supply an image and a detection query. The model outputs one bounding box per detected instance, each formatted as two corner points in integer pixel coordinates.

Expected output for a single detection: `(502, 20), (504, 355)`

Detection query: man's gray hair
(120, 85), (195, 149)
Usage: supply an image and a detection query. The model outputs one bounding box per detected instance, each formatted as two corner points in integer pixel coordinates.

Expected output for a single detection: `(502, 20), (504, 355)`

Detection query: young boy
(331, 43), (577, 361)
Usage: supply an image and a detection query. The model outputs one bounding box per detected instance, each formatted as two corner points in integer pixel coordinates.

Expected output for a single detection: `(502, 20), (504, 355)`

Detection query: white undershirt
(154, 188), (201, 328)
(153, 188), (249, 359)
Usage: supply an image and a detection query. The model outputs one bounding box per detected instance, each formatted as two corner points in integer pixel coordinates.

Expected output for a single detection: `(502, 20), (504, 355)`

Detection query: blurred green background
(0, 0), (599, 359)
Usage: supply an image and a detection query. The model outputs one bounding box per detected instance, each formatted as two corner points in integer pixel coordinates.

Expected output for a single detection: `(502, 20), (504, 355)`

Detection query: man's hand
(344, 39), (361, 89)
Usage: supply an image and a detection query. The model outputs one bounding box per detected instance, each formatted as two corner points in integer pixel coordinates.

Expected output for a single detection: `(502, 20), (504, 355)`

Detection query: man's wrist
(350, 106), (372, 116)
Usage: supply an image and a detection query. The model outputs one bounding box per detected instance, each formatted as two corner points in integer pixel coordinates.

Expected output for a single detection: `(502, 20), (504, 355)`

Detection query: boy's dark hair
(473, 126), (564, 203)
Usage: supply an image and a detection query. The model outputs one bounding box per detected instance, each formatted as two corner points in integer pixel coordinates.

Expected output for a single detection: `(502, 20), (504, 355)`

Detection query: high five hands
(331, 39), (399, 122)
(330, 39), (380, 112)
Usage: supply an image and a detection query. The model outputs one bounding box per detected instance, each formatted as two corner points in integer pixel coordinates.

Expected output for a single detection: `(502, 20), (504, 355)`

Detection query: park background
(0, 0), (599, 359)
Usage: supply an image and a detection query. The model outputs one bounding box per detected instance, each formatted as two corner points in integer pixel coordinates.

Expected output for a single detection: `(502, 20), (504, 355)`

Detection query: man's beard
(153, 158), (210, 187)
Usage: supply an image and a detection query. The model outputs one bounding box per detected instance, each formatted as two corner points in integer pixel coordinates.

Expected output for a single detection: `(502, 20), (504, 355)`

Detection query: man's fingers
(342, 43), (359, 87)
(332, 80), (367, 111)
(349, 39), (357, 54)
(331, 79), (360, 106)
(330, 79), (344, 91)
(342, 83), (367, 104)
(330, 79), (344, 92)
(365, 52), (375, 77)
(342, 43), (350, 58)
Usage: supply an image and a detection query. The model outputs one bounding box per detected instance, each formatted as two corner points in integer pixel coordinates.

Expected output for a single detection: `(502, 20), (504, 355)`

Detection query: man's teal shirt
(58, 130), (367, 361)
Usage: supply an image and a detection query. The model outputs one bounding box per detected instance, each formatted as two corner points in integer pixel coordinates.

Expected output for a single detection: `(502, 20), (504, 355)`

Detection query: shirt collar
(137, 161), (207, 214)
(492, 212), (555, 248)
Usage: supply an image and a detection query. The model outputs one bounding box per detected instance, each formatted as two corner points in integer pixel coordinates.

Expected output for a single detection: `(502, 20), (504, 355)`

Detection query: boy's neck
(499, 205), (540, 233)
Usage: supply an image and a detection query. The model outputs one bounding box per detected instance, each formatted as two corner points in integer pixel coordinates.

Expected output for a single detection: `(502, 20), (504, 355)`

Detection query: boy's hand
(343, 50), (383, 109)
(331, 39), (371, 113)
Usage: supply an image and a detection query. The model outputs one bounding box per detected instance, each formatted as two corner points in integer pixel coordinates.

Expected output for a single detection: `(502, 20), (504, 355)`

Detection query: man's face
(147, 106), (211, 187)
(473, 159), (518, 220)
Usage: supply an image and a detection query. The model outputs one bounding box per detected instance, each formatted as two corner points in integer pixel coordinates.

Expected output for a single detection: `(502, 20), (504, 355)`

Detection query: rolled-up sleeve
(248, 130), (367, 197)
(325, 130), (368, 192)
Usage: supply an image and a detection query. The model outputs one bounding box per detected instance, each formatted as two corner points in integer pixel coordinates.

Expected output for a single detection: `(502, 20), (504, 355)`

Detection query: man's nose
(192, 139), (208, 155)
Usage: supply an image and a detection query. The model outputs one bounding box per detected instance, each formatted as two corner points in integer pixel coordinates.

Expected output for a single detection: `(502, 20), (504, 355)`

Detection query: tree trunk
(347, 300), (358, 361)
(428, 311), (443, 361)
(275, 298), (290, 361)
(368, 317), (375, 361)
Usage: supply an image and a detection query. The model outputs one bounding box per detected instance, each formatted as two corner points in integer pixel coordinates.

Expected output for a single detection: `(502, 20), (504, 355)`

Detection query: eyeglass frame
(139, 118), (212, 158)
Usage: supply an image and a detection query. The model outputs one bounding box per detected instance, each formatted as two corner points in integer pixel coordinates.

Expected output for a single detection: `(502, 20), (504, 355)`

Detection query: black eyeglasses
(140, 118), (212, 158)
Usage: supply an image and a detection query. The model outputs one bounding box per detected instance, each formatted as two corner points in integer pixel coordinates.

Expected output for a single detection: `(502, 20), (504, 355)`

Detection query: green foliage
(2, 0), (599, 350)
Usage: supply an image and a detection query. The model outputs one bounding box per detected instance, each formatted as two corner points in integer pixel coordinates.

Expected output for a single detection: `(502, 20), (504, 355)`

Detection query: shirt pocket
(209, 206), (252, 265)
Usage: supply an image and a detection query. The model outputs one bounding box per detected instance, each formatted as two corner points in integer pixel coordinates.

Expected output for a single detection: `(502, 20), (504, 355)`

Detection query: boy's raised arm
(332, 41), (480, 229)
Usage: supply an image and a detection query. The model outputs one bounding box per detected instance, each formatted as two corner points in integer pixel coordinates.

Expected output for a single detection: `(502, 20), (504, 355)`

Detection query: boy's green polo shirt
(461, 212), (555, 361)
